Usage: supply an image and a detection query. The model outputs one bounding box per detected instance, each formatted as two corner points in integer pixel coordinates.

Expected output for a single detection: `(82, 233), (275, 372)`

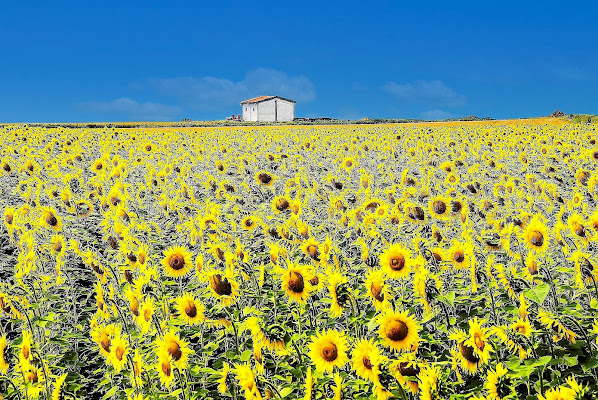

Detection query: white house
(240, 96), (295, 122)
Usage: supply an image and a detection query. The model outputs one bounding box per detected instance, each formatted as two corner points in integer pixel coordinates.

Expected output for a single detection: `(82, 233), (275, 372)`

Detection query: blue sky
(1, 0), (597, 122)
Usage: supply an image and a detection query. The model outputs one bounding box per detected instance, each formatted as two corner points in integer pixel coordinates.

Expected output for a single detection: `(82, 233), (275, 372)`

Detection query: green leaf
(102, 386), (118, 400)
(279, 386), (294, 398)
(523, 283), (550, 304)
(240, 349), (252, 362)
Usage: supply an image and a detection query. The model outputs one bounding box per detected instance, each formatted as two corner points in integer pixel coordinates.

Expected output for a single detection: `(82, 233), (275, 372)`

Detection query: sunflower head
(308, 329), (349, 374)
(162, 246), (192, 278)
(378, 309), (420, 352)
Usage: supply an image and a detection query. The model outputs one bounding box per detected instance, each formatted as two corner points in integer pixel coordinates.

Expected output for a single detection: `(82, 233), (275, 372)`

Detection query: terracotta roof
(240, 95), (296, 104)
(240, 96), (276, 104)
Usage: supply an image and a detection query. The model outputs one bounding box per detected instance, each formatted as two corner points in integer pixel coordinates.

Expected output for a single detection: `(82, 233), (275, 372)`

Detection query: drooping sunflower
(207, 267), (240, 306)
(365, 269), (391, 310)
(308, 329), (349, 374)
(234, 363), (262, 400)
(418, 365), (440, 400)
(450, 317), (494, 374)
(351, 338), (384, 382)
(156, 352), (175, 388)
(377, 309), (420, 352)
(567, 212), (590, 245)
(300, 237), (320, 261)
(161, 246), (192, 278)
(175, 293), (205, 325)
(280, 262), (314, 304)
(379, 244), (412, 280)
(519, 216), (549, 255)
(327, 269), (349, 317)
(156, 330), (193, 369)
(0, 335), (8, 374)
(485, 363), (512, 400)
(272, 195), (291, 213)
(510, 317), (532, 338)
(40, 207), (62, 231)
(52, 373), (68, 400)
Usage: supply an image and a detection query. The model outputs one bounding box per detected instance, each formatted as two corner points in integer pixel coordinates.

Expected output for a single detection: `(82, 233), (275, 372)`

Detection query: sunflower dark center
(573, 223), (585, 237)
(309, 276), (319, 285)
(460, 343), (480, 363)
(390, 254), (406, 271)
(307, 245), (319, 259)
(211, 274), (233, 296)
(371, 283), (384, 302)
(398, 362), (420, 377)
(258, 173), (272, 184)
(454, 251), (465, 263)
(413, 207), (425, 220)
(433, 200), (447, 215)
(276, 198), (290, 211)
(5, 214), (13, 224)
(288, 271), (305, 293)
(168, 341), (182, 361)
(169, 255), (185, 270)
(451, 201), (462, 213)
(386, 320), (409, 341)
(162, 361), (171, 376)
(185, 301), (197, 318)
(362, 356), (372, 369)
(530, 231), (544, 247)
(322, 343), (338, 362)
(101, 336), (111, 353)
(115, 346), (125, 361)
(46, 214), (58, 226)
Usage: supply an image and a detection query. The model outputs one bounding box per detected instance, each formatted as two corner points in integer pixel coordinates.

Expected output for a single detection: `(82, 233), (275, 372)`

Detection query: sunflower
(379, 244), (412, 280)
(40, 207), (62, 231)
(510, 317), (532, 338)
(52, 373), (68, 400)
(447, 241), (474, 270)
(519, 216), (549, 255)
(156, 331), (193, 369)
(450, 317), (494, 374)
(308, 329), (349, 374)
(272, 195), (291, 213)
(19, 330), (33, 366)
(352, 338), (383, 382)
(428, 195), (451, 220)
(365, 269), (390, 310)
(304, 367), (313, 400)
(240, 215), (261, 232)
(136, 297), (155, 334)
(327, 269), (348, 317)
(91, 324), (118, 359)
(418, 365), (440, 400)
(300, 237), (320, 261)
(108, 333), (129, 372)
(217, 362), (231, 394)
(378, 309), (420, 352)
(234, 363), (262, 400)
(280, 262), (314, 304)
(161, 246), (192, 278)
(175, 293), (205, 325)
(207, 268), (240, 306)
(567, 212), (590, 245)
(156, 352), (175, 387)
(0, 335), (8, 374)
(484, 363), (511, 400)
(255, 170), (276, 186)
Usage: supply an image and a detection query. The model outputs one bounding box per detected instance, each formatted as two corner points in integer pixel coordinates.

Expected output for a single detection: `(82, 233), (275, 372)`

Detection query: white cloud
(383, 80), (466, 107)
(138, 68), (315, 111)
(77, 97), (182, 121)
(420, 109), (454, 120)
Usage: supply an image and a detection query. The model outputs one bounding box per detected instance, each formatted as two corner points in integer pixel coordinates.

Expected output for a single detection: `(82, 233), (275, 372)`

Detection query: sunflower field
(1, 120), (598, 400)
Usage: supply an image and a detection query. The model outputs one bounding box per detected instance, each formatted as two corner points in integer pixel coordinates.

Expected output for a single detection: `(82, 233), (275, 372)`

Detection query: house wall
(242, 98), (295, 122)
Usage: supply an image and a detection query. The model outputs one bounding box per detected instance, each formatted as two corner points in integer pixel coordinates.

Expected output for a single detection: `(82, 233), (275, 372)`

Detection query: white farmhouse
(240, 96), (295, 122)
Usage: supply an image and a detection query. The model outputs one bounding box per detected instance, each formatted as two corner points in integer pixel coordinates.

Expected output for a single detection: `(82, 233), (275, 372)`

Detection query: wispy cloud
(135, 68), (315, 111)
(420, 109), (454, 120)
(382, 80), (466, 107)
(77, 97), (182, 121)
